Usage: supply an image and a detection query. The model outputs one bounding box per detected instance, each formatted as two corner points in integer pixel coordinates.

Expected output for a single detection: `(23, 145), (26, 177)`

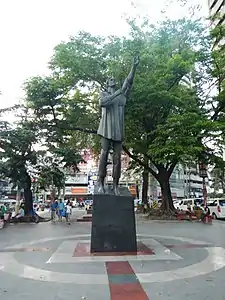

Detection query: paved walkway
(0, 214), (225, 299)
(36, 207), (86, 220)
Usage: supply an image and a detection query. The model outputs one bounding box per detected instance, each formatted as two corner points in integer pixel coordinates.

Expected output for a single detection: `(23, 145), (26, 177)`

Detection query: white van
(207, 198), (225, 219)
(174, 198), (203, 211)
(0, 199), (16, 206)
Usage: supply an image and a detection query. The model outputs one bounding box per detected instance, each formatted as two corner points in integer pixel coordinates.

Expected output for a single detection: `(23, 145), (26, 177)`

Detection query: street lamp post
(199, 163), (208, 207)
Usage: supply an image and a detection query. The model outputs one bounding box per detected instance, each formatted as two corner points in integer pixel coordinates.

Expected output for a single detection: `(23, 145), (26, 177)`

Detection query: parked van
(207, 198), (225, 219)
(174, 198), (203, 211)
(0, 199), (16, 206)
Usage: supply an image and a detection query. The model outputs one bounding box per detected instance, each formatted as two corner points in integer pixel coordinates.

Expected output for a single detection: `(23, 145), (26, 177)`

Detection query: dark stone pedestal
(90, 187), (137, 253)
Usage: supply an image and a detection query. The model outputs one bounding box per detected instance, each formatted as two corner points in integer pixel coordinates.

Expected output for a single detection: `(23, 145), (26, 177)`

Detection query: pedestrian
(201, 206), (210, 222)
(65, 200), (72, 225)
(50, 200), (58, 223)
(58, 199), (65, 222)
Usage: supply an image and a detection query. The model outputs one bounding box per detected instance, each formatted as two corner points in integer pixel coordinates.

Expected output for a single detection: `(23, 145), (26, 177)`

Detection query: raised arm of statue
(122, 56), (140, 96)
(99, 89), (122, 107)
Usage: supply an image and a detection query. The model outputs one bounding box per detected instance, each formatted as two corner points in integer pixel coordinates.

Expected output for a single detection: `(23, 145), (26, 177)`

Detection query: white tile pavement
(46, 238), (182, 264)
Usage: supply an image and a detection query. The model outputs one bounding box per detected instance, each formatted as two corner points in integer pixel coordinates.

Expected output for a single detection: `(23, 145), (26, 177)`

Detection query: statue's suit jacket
(97, 79), (131, 142)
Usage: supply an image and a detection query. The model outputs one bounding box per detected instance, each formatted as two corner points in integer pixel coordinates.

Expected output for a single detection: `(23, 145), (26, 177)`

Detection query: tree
(36, 146), (86, 201)
(210, 156), (225, 194)
(0, 121), (38, 214)
(23, 17), (216, 215)
(209, 15), (225, 137)
(204, 15), (225, 198)
(37, 161), (65, 201)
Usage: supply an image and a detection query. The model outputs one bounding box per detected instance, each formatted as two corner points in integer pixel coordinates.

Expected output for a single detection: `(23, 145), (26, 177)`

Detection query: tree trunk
(142, 168), (149, 205)
(57, 187), (61, 199)
(158, 174), (175, 212)
(62, 185), (66, 200)
(136, 180), (139, 199)
(23, 172), (33, 215)
(221, 176), (225, 194)
(50, 187), (56, 203)
(15, 186), (21, 215)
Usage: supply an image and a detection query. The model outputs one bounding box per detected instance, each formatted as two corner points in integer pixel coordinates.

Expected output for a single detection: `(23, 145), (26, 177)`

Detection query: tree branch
(49, 104), (98, 134)
(57, 124), (97, 134)
(168, 160), (178, 177)
(123, 145), (159, 179)
(167, 74), (184, 91)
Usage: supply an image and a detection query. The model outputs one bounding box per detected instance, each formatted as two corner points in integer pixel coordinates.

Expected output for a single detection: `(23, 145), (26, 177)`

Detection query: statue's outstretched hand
(133, 55), (140, 67)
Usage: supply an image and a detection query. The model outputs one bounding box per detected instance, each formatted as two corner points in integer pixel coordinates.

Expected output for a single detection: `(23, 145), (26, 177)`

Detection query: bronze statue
(97, 56), (140, 195)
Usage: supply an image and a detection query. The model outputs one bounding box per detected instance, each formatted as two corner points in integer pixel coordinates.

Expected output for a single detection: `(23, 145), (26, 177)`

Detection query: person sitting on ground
(200, 206), (210, 222)
(0, 204), (7, 218)
(29, 206), (39, 223)
(185, 203), (194, 220)
(14, 206), (25, 220)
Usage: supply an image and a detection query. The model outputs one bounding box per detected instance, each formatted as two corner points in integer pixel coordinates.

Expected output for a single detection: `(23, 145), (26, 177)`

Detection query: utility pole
(188, 164), (191, 198)
(199, 163), (208, 207)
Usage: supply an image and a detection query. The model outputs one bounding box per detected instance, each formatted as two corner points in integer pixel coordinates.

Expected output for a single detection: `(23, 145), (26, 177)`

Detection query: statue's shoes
(113, 187), (120, 196)
(98, 186), (105, 194)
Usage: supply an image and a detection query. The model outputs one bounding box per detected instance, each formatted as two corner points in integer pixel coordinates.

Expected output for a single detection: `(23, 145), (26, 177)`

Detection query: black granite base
(90, 187), (137, 253)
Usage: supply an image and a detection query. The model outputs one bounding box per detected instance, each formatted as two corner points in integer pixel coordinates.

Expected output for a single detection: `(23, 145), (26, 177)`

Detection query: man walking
(50, 200), (58, 223)
(58, 199), (65, 221)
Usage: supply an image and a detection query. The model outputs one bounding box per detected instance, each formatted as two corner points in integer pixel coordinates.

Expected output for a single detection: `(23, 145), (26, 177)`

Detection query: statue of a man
(97, 56), (140, 195)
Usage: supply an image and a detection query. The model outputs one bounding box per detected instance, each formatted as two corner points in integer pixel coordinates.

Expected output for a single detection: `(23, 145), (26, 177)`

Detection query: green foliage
(207, 13), (225, 121)
(22, 16), (220, 210)
(53, 147), (85, 173)
(0, 121), (38, 188)
(36, 144), (86, 194)
(37, 162), (65, 191)
(211, 157), (225, 194)
(0, 120), (39, 214)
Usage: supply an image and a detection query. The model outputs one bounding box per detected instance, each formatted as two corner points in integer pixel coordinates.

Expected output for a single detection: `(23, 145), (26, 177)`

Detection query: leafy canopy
(23, 17), (219, 206)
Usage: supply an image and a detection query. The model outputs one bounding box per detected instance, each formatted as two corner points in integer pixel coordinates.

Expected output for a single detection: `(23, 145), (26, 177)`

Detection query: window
(183, 200), (192, 205)
(219, 199), (225, 206)
(194, 199), (203, 205)
(208, 201), (217, 206)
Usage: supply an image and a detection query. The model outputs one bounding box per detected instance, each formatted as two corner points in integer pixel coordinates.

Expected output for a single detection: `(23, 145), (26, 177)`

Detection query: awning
(71, 187), (88, 195)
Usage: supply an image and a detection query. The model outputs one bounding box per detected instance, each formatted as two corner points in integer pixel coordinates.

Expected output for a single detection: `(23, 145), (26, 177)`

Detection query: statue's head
(106, 77), (116, 88)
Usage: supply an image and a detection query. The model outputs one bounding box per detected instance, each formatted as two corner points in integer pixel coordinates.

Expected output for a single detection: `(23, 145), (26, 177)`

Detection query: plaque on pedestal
(90, 186), (137, 253)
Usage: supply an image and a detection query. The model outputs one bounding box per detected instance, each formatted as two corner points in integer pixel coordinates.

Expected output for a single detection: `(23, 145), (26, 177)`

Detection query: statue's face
(107, 77), (116, 88)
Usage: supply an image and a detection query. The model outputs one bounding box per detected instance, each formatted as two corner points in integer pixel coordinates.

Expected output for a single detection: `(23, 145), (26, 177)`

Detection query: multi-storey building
(209, 0), (225, 23)
(145, 165), (210, 200)
(208, 0), (225, 46)
(43, 147), (210, 201)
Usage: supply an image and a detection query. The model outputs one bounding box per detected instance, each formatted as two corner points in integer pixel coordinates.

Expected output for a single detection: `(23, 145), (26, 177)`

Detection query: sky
(0, 0), (208, 111)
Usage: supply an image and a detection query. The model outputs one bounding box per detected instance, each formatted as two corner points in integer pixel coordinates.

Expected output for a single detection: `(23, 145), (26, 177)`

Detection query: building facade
(208, 0), (225, 46)
(42, 148), (210, 201)
(209, 0), (225, 22)
(148, 165), (209, 200)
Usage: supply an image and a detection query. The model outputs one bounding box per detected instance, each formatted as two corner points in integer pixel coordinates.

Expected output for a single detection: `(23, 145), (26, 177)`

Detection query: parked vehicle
(174, 198), (203, 211)
(0, 198), (16, 206)
(207, 198), (225, 219)
(134, 199), (140, 207)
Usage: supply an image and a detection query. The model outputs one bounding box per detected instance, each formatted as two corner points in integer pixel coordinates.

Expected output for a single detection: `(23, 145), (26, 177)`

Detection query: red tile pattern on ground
(73, 243), (90, 257)
(138, 242), (155, 255)
(73, 241), (155, 257)
(109, 283), (149, 300)
(106, 261), (149, 299)
(106, 261), (134, 275)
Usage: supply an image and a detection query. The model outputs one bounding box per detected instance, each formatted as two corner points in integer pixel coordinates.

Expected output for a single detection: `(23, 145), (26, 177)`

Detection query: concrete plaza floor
(0, 211), (225, 300)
